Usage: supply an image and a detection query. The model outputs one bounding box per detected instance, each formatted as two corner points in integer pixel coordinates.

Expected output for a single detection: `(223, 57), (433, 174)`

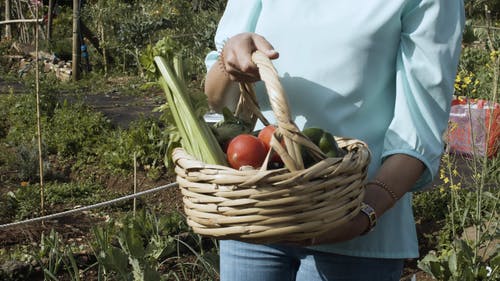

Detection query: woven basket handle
(242, 51), (325, 171)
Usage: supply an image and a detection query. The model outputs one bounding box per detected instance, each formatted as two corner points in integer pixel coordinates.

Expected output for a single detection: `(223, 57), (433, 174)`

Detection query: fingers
(220, 32), (279, 82)
(280, 237), (317, 247)
(225, 53), (260, 82)
(253, 34), (279, 59)
(275, 215), (367, 247)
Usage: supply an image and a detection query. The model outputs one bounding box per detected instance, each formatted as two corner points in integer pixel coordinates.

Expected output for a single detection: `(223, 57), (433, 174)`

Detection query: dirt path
(77, 86), (165, 129)
(0, 76), (164, 129)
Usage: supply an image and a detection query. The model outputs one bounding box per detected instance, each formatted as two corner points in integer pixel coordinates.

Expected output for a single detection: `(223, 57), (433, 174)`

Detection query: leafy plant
(9, 181), (106, 220)
(0, 191), (19, 223)
(15, 140), (49, 182)
(90, 209), (201, 280)
(162, 238), (220, 281)
(33, 229), (81, 281)
(418, 153), (499, 281)
(413, 185), (451, 224)
(418, 239), (498, 281)
(98, 116), (170, 178)
(81, 0), (223, 75)
(47, 101), (111, 158)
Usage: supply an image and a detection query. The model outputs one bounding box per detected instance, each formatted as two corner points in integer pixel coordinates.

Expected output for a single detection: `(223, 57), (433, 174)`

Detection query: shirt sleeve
(204, 0), (262, 71)
(382, 0), (465, 191)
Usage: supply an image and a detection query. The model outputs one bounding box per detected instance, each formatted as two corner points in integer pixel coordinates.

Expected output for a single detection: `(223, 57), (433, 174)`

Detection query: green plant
(413, 187), (450, 224)
(1, 90), (41, 148)
(0, 191), (19, 223)
(44, 181), (105, 207)
(33, 229), (81, 281)
(418, 153), (499, 281)
(10, 183), (41, 220)
(98, 116), (170, 177)
(15, 140), (49, 182)
(162, 238), (219, 281)
(465, 1), (500, 18)
(90, 209), (204, 280)
(81, 0), (222, 76)
(9, 181), (106, 220)
(418, 239), (498, 281)
(47, 101), (111, 158)
(413, 186), (450, 253)
(0, 74), (82, 158)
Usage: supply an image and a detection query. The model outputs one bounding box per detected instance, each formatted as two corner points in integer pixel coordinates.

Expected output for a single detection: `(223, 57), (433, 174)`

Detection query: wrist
(363, 183), (396, 216)
(358, 202), (377, 235)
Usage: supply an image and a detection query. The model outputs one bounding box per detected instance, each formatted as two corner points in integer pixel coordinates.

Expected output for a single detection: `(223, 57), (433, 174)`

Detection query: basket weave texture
(173, 51), (371, 243)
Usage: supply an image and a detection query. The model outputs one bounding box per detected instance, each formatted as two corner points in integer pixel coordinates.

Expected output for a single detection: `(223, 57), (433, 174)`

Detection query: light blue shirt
(206, 0), (464, 258)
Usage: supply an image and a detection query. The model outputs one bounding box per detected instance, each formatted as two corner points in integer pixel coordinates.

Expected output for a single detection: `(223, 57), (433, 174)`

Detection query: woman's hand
(312, 212), (370, 245)
(283, 212), (370, 247)
(221, 32), (279, 82)
(205, 32), (279, 111)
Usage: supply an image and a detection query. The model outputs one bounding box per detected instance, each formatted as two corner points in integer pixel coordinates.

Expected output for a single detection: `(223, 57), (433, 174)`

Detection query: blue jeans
(220, 240), (404, 281)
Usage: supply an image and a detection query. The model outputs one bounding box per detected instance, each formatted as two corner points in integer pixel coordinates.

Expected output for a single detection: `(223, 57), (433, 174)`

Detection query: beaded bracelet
(218, 40), (229, 76)
(368, 179), (399, 202)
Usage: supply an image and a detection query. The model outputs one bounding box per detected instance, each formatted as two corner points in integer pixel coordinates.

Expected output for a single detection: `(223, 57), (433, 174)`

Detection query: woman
(204, 1), (465, 280)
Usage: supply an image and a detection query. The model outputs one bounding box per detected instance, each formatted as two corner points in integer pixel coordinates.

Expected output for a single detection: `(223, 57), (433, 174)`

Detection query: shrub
(98, 116), (170, 178)
(46, 101), (111, 158)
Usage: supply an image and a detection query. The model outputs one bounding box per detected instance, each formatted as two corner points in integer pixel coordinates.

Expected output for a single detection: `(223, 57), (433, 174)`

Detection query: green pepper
(302, 127), (324, 144)
(319, 132), (343, 158)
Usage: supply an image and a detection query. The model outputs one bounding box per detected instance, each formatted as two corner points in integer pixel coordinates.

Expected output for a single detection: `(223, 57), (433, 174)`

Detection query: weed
(89, 209), (216, 280)
(47, 101), (111, 158)
(34, 229), (81, 281)
(9, 181), (106, 220)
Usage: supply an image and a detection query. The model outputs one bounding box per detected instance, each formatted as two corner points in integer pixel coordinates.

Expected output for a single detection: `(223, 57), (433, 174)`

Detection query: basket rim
(173, 135), (370, 175)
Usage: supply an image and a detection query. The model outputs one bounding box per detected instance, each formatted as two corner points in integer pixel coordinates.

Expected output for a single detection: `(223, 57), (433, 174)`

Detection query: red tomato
(258, 125), (283, 163)
(227, 134), (267, 169)
(258, 125), (276, 151)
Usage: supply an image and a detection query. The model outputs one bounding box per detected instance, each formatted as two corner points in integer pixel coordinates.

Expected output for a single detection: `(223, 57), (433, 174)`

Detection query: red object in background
(447, 98), (500, 157)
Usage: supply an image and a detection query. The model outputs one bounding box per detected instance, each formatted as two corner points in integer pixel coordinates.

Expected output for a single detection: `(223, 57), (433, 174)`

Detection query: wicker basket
(172, 51), (371, 243)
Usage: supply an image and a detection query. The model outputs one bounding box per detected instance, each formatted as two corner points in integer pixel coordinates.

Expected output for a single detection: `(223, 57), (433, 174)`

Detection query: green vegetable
(154, 55), (227, 165)
(319, 132), (334, 153)
(302, 127), (344, 164)
(319, 132), (344, 158)
(326, 150), (340, 158)
(302, 127), (324, 144)
(300, 146), (316, 168)
(211, 107), (254, 146)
